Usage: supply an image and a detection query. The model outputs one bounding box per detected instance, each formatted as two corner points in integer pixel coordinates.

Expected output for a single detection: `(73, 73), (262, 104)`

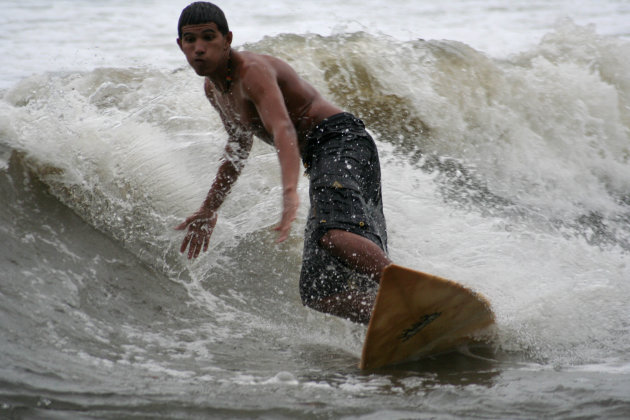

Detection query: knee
(318, 229), (345, 251)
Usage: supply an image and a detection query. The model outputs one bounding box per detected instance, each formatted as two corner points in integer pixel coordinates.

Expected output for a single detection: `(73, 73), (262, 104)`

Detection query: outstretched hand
(176, 189), (297, 258)
(274, 189), (299, 243)
(175, 209), (219, 259)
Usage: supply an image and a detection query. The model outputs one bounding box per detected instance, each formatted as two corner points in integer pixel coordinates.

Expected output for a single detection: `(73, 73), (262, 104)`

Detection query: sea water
(1, 0), (630, 418)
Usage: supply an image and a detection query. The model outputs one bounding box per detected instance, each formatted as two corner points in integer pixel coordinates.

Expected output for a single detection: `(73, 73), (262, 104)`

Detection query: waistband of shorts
(302, 112), (366, 170)
(310, 112), (361, 134)
(305, 112), (364, 150)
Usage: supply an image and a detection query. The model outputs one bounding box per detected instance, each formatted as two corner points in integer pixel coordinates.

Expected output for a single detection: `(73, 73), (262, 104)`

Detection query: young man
(175, 2), (391, 324)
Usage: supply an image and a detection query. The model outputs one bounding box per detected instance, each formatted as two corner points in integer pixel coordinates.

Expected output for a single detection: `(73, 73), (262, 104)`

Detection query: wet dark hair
(178, 2), (230, 38)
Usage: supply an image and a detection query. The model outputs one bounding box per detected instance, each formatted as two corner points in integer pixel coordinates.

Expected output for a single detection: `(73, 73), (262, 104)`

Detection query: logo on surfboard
(399, 312), (442, 342)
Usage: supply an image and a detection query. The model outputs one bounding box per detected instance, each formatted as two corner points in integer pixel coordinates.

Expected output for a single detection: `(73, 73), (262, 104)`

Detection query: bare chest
(210, 89), (272, 144)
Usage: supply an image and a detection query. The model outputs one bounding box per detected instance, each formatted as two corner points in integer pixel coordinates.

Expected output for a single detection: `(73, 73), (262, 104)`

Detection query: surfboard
(360, 264), (495, 370)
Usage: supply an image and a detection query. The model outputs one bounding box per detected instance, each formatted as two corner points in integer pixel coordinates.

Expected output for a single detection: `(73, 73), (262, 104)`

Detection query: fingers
(203, 230), (210, 253)
(178, 216), (216, 259)
(185, 229), (209, 259)
(275, 189), (298, 239)
(190, 232), (202, 259)
(274, 196), (299, 243)
(187, 231), (197, 259)
(180, 230), (193, 253)
(274, 210), (297, 243)
(274, 224), (290, 243)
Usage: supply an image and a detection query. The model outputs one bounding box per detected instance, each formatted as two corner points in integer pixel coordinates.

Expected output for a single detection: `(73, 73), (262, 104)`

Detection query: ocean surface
(2, 0), (630, 418)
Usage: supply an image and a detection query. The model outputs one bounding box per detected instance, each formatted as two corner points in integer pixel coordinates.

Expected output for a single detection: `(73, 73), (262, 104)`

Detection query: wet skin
(175, 23), (391, 323)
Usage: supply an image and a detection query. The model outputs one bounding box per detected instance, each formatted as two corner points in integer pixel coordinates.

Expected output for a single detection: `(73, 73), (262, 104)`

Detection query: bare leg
(310, 229), (392, 324)
(319, 229), (391, 280)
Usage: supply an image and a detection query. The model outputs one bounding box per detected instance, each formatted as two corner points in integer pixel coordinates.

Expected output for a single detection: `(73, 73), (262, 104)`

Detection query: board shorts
(299, 112), (388, 305)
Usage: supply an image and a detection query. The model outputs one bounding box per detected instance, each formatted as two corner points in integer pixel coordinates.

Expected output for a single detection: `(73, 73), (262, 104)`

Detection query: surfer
(175, 2), (391, 324)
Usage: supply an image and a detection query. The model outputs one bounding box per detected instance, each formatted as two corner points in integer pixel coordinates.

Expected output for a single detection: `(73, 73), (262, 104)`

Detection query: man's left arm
(242, 63), (301, 243)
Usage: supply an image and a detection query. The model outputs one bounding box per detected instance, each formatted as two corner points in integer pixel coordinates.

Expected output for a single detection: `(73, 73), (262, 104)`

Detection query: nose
(194, 40), (205, 56)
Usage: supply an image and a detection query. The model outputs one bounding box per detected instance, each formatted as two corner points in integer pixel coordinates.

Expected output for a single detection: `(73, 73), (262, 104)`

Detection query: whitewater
(1, 1), (629, 418)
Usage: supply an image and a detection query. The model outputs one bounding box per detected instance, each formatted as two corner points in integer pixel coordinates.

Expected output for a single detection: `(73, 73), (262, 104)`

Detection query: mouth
(191, 58), (206, 70)
(190, 59), (208, 75)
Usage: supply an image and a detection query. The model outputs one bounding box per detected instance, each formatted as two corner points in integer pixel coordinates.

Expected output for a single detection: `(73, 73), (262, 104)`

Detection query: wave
(3, 19), (629, 236)
(1, 20), (629, 371)
(258, 22), (629, 214)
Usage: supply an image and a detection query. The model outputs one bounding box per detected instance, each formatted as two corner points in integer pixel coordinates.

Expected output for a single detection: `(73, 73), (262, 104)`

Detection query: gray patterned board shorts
(299, 112), (388, 305)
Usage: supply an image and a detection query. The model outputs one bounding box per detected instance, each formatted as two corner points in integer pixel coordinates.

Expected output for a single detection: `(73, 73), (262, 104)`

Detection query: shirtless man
(175, 2), (391, 323)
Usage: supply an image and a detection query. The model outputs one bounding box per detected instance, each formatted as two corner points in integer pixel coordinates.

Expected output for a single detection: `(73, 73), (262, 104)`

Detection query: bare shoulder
(239, 52), (273, 80)
(239, 51), (290, 71)
(237, 52), (299, 87)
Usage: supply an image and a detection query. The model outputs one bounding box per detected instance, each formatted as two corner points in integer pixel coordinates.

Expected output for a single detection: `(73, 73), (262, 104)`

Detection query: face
(177, 23), (232, 77)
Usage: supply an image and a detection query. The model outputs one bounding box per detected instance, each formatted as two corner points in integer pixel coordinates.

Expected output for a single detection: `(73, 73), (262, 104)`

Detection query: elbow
(273, 122), (298, 150)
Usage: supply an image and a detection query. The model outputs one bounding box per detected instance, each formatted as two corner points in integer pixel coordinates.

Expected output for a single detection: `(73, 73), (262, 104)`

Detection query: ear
(176, 38), (183, 51)
(225, 31), (233, 49)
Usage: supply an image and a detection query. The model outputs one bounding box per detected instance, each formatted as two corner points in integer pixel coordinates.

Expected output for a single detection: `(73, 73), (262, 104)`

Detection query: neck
(225, 49), (233, 91)
(213, 49), (233, 93)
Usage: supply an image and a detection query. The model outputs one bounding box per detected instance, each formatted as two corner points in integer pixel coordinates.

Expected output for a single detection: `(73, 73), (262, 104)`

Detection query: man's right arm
(176, 133), (253, 259)
(201, 134), (252, 212)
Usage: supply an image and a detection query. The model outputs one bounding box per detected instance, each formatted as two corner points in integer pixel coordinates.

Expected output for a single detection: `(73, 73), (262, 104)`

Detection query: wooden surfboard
(360, 264), (495, 369)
